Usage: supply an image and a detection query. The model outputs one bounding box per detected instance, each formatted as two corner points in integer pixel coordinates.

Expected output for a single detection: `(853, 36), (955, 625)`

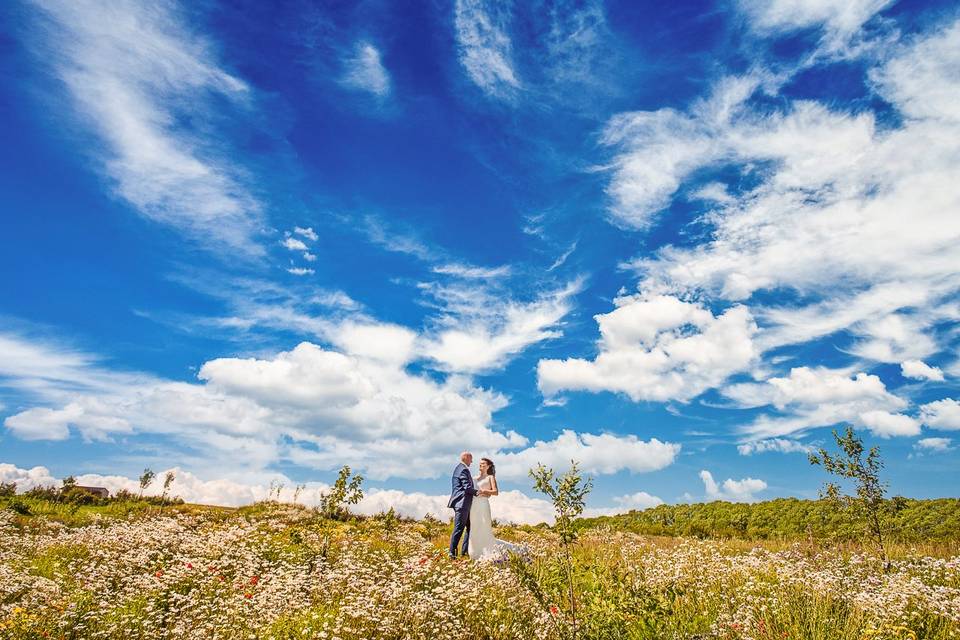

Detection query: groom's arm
(458, 466), (479, 496)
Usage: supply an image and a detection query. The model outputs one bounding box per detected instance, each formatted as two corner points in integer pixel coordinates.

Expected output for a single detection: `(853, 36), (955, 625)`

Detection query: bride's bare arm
(488, 476), (499, 496)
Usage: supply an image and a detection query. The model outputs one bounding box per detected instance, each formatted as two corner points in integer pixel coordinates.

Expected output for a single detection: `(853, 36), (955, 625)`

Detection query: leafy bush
(0, 481), (16, 497)
(6, 498), (31, 515)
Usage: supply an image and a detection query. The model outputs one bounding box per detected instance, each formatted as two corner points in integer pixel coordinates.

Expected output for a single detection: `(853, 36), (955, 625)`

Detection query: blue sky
(1, 0), (958, 521)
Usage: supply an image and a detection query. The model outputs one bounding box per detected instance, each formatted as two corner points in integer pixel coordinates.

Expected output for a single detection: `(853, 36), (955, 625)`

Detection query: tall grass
(0, 503), (957, 639)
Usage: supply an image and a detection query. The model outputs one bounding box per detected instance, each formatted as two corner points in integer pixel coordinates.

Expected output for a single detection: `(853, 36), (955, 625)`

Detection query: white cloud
(1, 332), (676, 484)
(914, 437), (952, 453)
(548, 241), (578, 272)
(294, 226), (318, 241)
(355, 488), (555, 524)
(4, 402), (130, 441)
(329, 321), (418, 365)
(737, 438), (814, 455)
(604, 21), (960, 373)
(286, 267), (314, 276)
(303, 252), (317, 262)
(422, 279), (582, 374)
(340, 41), (391, 97)
(901, 360), (945, 381)
(0, 463), (59, 491)
(728, 366), (914, 439)
(699, 470), (767, 502)
(0, 461), (558, 523)
(600, 75), (759, 228)
(432, 263), (511, 279)
(738, 0), (893, 51)
(538, 295), (757, 402)
(858, 410), (921, 438)
(0, 333), (520, 480)
(27, 0), (263, 254)
(489, 429), (680, 480)
(583, 490), (664, 518)
(454, 0), (520, 98)
(850, 314), (937, 363)
(920, 398), (960, 431)
(282, 237), (309, 252)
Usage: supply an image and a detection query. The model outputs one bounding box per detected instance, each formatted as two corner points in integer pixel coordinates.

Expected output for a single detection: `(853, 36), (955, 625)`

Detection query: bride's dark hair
(481, 457), (495, 476)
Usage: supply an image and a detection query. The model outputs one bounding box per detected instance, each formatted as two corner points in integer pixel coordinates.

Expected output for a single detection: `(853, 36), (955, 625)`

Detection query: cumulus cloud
(737, 438), (814, 456)
(0, 333), (517, 479)
(1, 332), (680, 483)
(0, 463), (59, 491)
(858, 410), (921, 438)
(728, 366), (915, 439)
(356, 488), (555, 524)
(453, 0), (520, 98)
(913, 437), (953, 453)
(26, 0), (263, 254)
(0, 462), (560, 523)
(920, 398), (960, 431)
(340, 41), (391, 97)
(538, 295), (757, 402)
(700, 470), (767, 502)
(282, 237), (309, 252)
(901, 360), (945, 382)
(294, 226), (318, 241)
(489, 429), (680, 480)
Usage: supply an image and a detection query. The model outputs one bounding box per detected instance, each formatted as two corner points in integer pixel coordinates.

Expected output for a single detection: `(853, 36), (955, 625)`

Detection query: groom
(448, 451), (483, 558)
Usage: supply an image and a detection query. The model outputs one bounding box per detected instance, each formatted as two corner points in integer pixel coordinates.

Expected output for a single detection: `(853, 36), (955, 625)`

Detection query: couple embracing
(447, 451), (520, 561)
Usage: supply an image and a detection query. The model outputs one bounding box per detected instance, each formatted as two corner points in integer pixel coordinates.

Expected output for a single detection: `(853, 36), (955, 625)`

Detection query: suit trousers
(449, 504), (471, 557)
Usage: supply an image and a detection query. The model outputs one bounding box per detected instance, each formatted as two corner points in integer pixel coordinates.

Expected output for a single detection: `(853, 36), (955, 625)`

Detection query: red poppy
(418, 557), (429, 566)
(154, 570), (163, 578)
(249, 576), (259, 585)
(244, 593), (252, 599)
(185, 563), (193, 569)
(549, 605), (559, 616)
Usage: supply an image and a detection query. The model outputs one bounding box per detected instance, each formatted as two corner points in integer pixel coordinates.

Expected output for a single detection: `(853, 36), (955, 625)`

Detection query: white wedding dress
(468, 475), (524, 562)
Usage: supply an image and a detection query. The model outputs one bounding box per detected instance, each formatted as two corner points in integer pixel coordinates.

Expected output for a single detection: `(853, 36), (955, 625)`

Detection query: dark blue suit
(448, 462), (478, 557)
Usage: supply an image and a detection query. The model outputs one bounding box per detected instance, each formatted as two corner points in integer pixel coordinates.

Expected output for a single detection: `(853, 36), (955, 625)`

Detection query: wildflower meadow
(1, 496), (958, 640)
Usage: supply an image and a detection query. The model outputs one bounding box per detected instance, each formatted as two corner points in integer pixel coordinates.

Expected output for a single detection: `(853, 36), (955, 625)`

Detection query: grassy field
(1, 497), (958, 639)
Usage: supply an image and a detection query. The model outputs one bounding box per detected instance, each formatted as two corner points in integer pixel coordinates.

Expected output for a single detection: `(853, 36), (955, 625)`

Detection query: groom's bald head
(460, 451), (473, 466)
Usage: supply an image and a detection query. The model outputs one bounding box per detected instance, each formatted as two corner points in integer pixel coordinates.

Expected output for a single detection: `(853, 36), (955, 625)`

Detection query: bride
(468, 457), (523, 561)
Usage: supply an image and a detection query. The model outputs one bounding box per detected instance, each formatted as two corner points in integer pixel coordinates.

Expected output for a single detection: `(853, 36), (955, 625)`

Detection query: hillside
(578, 497), (960, 541)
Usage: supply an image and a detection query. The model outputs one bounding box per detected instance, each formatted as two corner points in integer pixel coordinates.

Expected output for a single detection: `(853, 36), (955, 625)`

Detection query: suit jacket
(447, 462), (478, 510)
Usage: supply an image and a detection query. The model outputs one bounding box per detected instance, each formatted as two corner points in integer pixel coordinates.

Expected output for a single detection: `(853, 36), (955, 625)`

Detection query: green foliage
(577, 497), (960, 542)
(6, 498), (31, 515)
(530, 461), (593, 545)
(810, 426), (894, 564)
(0, 481), (16, 497)
(138, 468), (156, 498)
(319, 465), (364, 520)
(529, 460), (594, 640)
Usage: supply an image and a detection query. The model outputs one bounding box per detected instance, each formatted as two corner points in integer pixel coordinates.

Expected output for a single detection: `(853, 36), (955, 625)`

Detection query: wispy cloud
(26, 0), (264, 255)
(737, 438), (815, 456)
(340, 40), (391, 98)
(432, 263), (511, 279)
(422, 278), (583, 374)
(286, 267), (314, 276)
(539, 294), (758, 402)
(453, 0), (520, 99)
(737, 0), (894, 54)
